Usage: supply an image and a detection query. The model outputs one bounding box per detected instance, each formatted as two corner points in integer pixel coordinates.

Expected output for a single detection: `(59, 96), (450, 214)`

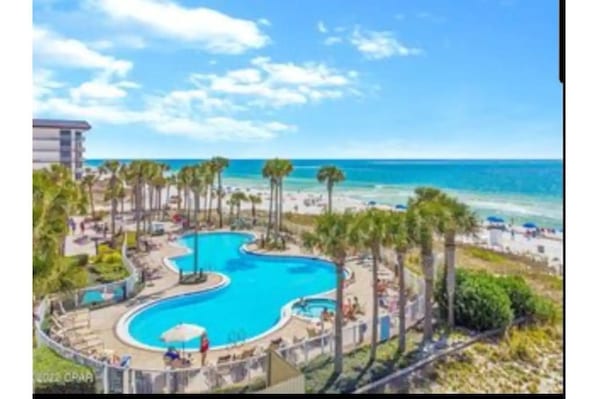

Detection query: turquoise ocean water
(86, 159), (563, 228)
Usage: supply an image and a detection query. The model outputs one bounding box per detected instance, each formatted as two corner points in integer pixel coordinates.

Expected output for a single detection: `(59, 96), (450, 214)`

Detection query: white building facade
(33, 119), (91, 180)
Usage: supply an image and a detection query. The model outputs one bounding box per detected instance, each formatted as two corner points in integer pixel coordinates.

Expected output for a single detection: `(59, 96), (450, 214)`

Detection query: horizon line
(85, 157), (563, 161)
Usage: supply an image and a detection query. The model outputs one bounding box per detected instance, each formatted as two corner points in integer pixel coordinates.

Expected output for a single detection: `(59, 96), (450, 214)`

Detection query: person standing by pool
(200, 333), (209, 366)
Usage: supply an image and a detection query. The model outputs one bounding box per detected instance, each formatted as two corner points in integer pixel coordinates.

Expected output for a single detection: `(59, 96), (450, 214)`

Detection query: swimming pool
(291, 298), (336, 320)
(121, 232), (339, 350)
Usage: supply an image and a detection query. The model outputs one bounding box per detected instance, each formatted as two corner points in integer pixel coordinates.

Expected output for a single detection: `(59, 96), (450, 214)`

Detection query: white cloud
(33, 25), (133, 76)
(349, 27), (422, 60)
(323, 36), (342, 46)
(33, 69), (64, 100)
(70, 80), (128, 101)
(189, 57), (358, 107)
(91, 0), (269, 54)
(317, 21), (328, 33)
(258, 18), (271, 26)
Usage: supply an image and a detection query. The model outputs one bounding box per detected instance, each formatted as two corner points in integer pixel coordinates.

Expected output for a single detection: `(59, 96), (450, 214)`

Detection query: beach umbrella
(395, 204), (407, 211)
(487, 216), (504, 223)
(160, 323), (206, 353)
(367, 201), (376, 206)
(522, 222), (538, 229)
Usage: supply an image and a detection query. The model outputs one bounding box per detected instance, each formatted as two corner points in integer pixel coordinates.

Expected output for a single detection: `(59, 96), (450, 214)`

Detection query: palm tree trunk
(445, 231), (456, 328)
(176, 187), (181, 212)
(370, 247), (380, 361)
(207, 187), (213, 223)
(120, 197), (124, 215)
(266, 181), (274, 240)
(334, 262), (344, 374)
(327, 185), (333, 214)
(397, 250), (407, 353)
(251, 203), (256, 221)
(217, 173), (223, 228)
(88, 187), (95, 216)
(135, 182), (141, 249)
(278, 179), (284, 233)
(229, 202), (234, 224)
(422, 251), (435, 343)
(273, 182), (280, 240)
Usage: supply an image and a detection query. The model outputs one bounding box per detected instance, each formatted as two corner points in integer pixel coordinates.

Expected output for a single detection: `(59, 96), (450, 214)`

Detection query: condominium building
(32, 119), (92, 180)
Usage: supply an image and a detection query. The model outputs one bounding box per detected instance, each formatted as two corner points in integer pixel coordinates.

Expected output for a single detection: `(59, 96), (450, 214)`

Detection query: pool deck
(88, 228), (378, 370)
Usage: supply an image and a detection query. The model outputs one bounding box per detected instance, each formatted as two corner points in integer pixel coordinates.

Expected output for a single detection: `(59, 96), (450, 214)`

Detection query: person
(80, 221), (86, 235)
(352, 296), (361, 315)
(321, 308), (331, 323)
(103, 223), (108, 238)
(200, 333), (209, 366)
(298, 297), (307, 308)
(164, 347), (180, 363)
(68, 218), (75, 234)
(511, 229), (515, 239)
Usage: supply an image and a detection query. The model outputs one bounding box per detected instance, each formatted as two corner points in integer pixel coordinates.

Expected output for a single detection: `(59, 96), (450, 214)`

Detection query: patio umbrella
(160, 323), (206, 353)
(522, 222), (538, 229)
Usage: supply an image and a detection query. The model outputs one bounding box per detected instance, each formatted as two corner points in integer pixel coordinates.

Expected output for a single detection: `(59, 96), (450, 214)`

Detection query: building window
(60, 130), (71, 138)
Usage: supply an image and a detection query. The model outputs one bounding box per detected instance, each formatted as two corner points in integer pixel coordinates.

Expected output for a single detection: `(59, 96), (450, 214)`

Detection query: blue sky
(33, 0), (562, 159)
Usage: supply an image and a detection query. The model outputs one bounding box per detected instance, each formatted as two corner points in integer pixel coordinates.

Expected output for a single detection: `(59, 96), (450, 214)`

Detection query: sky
(32, 0), (562, 159)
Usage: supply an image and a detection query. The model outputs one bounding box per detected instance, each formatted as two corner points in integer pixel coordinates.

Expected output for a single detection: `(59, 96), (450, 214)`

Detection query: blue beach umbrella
(367, 201), (376, 206)
(522, 222), (537, 229)
(395, 204), (407, 210)
(486, 216), (504, 223)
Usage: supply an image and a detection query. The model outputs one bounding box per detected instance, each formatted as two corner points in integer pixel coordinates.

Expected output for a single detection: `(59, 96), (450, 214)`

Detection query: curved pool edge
(122, 230), (353, 352)
(115, 272), (231, 352)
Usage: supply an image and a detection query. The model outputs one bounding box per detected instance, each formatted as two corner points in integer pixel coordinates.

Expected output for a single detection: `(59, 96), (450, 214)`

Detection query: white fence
(35, 291), (425, 393)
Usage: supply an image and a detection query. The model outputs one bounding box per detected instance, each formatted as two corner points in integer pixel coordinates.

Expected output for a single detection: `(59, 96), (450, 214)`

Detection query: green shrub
(68, 254), (89, 267)
(103, 252), (122, 264)
(441, 269), (513, 331)
(530, 296), (559, 325)
(496, 275), (536, 318)
(466, 247), (507, 263)
(33, 346), (96, 393)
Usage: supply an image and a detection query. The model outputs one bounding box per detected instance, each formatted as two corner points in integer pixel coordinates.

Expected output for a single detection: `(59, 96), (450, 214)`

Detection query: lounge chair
(216, 354), (232, 364)
(238, 346), (256, 360)
(51, 315), (89, 331)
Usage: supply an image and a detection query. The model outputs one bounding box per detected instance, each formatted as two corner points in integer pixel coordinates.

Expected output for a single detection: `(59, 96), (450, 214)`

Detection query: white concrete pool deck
(88, 229), (378, 369)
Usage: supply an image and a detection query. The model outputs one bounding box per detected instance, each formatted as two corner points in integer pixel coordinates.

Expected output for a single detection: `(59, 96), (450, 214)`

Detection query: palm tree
(275, 159), (293, 238)
(203, 160), (217, 224)
(81, 169), (97, 216)
(248, 194), (262, 225)
(262, 160), (276, 240)
(99, 160), (122, 246)
(384, 210), (416, 353)
(211, 157), (229, 228)
(231, 191), (247, 219)
(302, 211), (354, 374)
(407, 198), (439, 343)
(127, 160), (149, 249)
(411, 187), (477, 328)
(190, 164), (206, 227)
(33, 165), (86, 296)
(165, 174), (177, 215)
(317, 165), (346, 213)
(349, 208), (388, 361)
(179, 166), (194, 225)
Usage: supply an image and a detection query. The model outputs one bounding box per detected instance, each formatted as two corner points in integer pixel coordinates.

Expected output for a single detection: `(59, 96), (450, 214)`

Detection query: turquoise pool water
(126, 232), (337, 349)
(291, 298), (336, 319)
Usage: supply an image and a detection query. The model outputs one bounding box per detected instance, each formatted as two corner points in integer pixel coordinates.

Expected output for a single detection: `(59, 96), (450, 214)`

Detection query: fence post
(130, 369), (136, 394)
(303, 340), (308, 363)
(102, 364), (109, 393)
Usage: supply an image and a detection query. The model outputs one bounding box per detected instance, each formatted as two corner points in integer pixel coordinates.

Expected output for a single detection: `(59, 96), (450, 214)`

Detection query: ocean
(85, 159), (563, 229)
